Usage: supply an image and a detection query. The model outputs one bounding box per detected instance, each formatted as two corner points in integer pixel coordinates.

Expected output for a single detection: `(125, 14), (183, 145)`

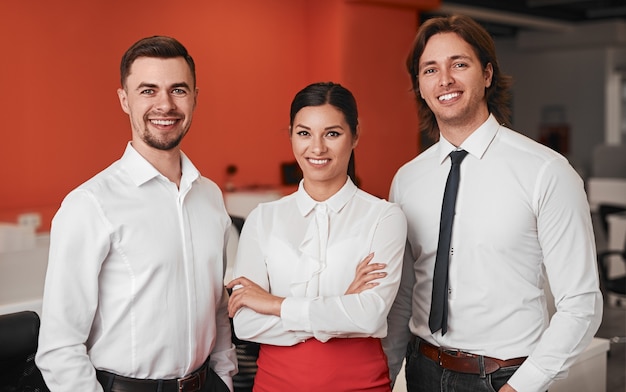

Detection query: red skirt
(253, 337), (391, 392)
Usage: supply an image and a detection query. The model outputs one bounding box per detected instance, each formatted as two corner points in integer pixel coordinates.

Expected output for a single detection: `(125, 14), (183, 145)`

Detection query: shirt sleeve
(382, 178), (415, 383)
(35, 190), (109, 392)
(382, 242), (415, 384)
(507, 158), (603, 392)
(280, 205), (406, 341)
(209, 286), (238, 392)
(232, 208), (310, 345)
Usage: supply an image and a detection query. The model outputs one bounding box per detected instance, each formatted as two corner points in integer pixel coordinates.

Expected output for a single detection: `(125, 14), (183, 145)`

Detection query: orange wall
(0, 0), (438, 231)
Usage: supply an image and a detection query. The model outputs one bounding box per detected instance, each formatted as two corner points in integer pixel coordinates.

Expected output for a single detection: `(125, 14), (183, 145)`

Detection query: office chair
(0, 311), (49, 392)
(597, 248), (626, 306)
(596, 205), (626, 306)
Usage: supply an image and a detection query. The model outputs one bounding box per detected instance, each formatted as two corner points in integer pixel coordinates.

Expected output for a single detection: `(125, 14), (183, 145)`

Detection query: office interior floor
(592, 213), (626, 392)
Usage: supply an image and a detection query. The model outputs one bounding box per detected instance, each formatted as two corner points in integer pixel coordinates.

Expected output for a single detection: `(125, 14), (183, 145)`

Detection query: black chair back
(0, 311), (49, 392)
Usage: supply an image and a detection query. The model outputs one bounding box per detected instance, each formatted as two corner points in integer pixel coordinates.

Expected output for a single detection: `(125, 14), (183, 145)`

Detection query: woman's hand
(345, 253), (387, 295)
(226, 276), (285, 318)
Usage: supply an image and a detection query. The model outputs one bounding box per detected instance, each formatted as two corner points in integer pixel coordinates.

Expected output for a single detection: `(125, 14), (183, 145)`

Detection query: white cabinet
(0, 234), (49, 316)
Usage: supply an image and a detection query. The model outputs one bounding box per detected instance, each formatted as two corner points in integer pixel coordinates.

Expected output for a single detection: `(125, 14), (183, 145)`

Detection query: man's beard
(140, 110), (189, 150)
(142, 128), (187, 151)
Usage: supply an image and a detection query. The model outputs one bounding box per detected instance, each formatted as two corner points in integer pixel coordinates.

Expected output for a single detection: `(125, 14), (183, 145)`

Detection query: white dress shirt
(232, 178), (407, 345)
(384, 115), (603, 392)
(36, 143), (237, 392)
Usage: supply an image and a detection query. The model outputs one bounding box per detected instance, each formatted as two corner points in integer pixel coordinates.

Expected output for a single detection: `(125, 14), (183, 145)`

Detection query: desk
(0, 234), (49, 316)
(224, 190), (282, 218)
(549, 337), (611, 392)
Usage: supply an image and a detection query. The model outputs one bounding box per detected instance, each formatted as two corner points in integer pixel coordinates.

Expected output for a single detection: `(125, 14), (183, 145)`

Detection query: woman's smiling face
(291, 104), (358, 199)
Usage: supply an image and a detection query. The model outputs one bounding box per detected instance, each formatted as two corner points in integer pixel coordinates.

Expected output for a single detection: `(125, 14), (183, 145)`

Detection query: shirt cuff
(507, 359), (553, 392)
(280, 297), (311, 332)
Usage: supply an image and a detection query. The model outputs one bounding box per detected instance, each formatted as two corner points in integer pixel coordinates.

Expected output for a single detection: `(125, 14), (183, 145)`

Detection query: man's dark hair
(120, 36), (196, 88)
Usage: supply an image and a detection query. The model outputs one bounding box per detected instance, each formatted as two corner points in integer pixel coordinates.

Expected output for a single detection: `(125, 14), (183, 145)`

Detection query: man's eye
(423, 68), (435, 75)
(453, 63), (467, 68)
(172, 88), (187, 95)
(140, 89), (154, 95)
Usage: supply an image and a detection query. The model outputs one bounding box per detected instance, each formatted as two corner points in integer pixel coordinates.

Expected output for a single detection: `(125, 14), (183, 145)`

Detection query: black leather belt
(413, 336), (526, 375)
(96, 358), (209, 392)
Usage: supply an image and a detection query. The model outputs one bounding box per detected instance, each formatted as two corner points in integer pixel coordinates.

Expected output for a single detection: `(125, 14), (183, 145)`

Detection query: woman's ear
(352, 125), (360, 148)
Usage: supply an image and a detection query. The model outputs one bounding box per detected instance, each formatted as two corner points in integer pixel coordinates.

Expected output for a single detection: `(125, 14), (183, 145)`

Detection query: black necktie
(429, 149), (468, 335)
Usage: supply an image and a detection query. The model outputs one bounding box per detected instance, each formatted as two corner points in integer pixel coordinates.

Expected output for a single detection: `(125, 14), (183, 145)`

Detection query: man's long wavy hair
(406, 15), (513, 140)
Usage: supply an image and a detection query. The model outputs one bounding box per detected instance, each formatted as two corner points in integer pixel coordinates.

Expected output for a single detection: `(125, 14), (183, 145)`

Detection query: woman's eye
(326, 131), (340, 137)
(296, 130), (310, 137)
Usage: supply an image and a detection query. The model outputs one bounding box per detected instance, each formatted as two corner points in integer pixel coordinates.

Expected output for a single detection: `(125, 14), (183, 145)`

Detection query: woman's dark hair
(120, 36), (196, 88)
(406, 15), (512, 140)
(289, 82), (358, 184)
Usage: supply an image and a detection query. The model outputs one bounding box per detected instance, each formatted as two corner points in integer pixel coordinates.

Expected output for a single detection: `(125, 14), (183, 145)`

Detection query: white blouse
(232, 178), (407, 346)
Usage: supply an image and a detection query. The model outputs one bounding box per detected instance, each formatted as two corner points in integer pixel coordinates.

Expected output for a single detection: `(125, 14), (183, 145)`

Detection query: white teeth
(151, 119), (176, 125)
(439, 92), (460, 101)
(309, 159), (328, 165)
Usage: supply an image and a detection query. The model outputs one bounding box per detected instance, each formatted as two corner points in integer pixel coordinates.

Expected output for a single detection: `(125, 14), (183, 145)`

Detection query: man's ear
(484, 63), (494, 88)
(117, 88), (130, 114)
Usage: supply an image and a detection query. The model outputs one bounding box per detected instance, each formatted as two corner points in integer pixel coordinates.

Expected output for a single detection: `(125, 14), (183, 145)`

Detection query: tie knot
(449, 149), (468, 165)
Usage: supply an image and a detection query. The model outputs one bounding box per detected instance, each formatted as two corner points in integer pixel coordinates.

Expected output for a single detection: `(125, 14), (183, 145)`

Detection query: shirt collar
(295, 177), (358, 216)
(437, 114), (500, 164)
(120, 142), (200, 187)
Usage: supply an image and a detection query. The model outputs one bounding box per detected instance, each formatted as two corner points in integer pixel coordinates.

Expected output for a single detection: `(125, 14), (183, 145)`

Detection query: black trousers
(96, 366), (230, 392)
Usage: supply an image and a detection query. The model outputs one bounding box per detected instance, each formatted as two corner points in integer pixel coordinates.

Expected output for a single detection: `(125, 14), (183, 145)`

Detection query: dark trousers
(97, 367), (230, 392)
(404, 339), (520, 392)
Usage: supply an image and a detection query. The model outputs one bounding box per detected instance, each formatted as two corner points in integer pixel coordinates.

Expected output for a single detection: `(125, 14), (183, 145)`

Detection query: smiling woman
(290, 103), (358, 201)
(226, 82), (408, 392)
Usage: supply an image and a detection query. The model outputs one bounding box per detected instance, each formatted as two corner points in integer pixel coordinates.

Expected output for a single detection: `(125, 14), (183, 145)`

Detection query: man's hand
(226, 277), (284, 318)
(344, 253), (387, 294)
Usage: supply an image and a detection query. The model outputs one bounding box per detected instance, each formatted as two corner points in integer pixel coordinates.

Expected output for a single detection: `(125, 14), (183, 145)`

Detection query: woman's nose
(311, 136), (327, 154)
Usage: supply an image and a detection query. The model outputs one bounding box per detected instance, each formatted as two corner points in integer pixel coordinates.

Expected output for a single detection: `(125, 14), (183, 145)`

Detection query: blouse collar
(295, 177), (358, 216)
